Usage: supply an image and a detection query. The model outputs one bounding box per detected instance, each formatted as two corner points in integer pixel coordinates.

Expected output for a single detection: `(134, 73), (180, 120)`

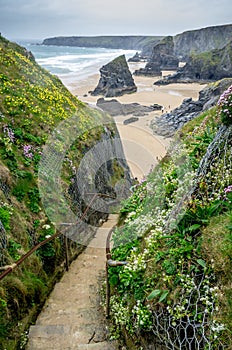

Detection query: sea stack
(91, 54), (137, 97)
(134, 36), (179, 76)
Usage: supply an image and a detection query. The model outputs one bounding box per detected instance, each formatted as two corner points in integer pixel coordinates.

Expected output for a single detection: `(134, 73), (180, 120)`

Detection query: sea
(18, 40), (137, 84)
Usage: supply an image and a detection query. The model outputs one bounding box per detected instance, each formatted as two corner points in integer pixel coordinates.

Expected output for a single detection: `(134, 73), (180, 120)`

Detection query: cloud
(0, 0), (231, 39)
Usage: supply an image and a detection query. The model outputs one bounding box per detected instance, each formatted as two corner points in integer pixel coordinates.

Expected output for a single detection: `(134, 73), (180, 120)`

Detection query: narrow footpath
(26, 214), (119, 350)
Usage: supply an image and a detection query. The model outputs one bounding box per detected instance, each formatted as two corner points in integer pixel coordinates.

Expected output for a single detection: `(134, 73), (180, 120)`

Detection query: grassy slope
(109, 105), (232, 348)
(0, 35), (118, 348)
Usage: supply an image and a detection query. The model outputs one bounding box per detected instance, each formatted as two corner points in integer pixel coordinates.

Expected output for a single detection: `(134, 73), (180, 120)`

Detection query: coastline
(60, 62), (206, 179)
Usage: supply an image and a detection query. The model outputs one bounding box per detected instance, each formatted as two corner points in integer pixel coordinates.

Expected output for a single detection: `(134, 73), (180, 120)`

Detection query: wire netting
(151, 274), (224, 350)
(0, 220), (7, 266)
(149, 124), (232, 349)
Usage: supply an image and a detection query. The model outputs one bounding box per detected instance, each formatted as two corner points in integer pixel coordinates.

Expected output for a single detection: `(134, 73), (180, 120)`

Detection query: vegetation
(0, 35), (121, 349)
(188, 40), (232, 80)
(107, 89), (232, 349)
(1, 33), (232, 350)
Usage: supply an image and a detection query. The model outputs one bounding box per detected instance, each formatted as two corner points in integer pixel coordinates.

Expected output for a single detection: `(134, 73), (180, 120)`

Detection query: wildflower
(3, 126), (15, 142)
(218, 85), (232, 125)
(23, 144), (33, 159)
(42, 224), (51, 230)
(224, 185), (232, 194)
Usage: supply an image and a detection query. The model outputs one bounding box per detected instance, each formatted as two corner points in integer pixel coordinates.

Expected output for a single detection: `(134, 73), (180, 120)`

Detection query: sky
(0, 0), (231, 41)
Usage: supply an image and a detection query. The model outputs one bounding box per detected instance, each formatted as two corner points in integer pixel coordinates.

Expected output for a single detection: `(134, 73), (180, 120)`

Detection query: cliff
(155, 40), (232, 84)
(128, 24), (232, 64)
(134, 36), (179, 76)
(42, 35), (162, 50)
(174, 23), (232, 59)
(0, 35), (130, 349)
(91, 54), (137, 97)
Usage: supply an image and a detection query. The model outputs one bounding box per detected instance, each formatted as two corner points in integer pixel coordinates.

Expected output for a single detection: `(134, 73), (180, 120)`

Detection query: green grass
(108, 105), (232, 349)
(0, 35), (124, 348)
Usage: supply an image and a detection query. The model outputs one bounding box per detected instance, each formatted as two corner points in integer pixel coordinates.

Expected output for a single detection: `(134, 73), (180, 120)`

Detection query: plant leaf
(197, 259), (206, 268)
(158, 290), (169, 303)
(188, 224), (201, 232)
(147, 289), (161, 300)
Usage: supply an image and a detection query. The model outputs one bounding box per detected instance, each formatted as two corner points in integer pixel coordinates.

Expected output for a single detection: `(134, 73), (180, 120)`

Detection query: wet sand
(61, 62), (206, 179)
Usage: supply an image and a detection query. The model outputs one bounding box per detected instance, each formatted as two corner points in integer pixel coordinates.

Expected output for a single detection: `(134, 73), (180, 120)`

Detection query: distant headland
(42, 35), (163, 51)
(42, 24), (232, 59)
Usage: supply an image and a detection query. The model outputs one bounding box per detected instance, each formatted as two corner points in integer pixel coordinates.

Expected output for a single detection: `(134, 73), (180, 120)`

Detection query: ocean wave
(24, 42), (136, 81)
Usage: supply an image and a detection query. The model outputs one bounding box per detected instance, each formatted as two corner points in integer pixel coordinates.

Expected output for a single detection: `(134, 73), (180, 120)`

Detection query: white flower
(42, 224), (51, 230)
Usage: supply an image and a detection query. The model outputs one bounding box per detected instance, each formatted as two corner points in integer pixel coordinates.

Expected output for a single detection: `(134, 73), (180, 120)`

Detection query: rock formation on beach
(134, 36), (179, 76)
(154, 40), (232, 84)
(96, 98), (162, 116)
(151, 78), (232, 137)
(91, 55), (137, 97)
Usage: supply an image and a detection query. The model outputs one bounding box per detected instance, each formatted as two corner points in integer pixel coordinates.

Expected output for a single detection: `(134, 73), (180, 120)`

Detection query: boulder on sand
(91, 55), (137, 97)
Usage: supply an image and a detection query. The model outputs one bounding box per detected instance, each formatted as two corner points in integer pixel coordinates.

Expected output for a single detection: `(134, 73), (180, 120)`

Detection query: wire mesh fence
(0, 179), (10, 199)
(151, 274), (225, 350)
(148, 124), (232, 350)
(0, 220), (7, 266)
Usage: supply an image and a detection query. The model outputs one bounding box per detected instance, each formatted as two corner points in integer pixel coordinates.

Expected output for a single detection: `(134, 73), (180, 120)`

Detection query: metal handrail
(0, 230), (61, 281)
(0, 192), (112, 281)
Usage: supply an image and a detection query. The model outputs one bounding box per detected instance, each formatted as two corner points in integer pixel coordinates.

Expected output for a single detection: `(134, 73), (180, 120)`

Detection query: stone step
(77, 341), (118, 349)
(37, 307), (105, 326)
(47, 282), (92, 295)
(27, 340), (117, 350)
(26, 215), (119, 350)
(58, 271), (106, 285)
(27, 323), (108, 347)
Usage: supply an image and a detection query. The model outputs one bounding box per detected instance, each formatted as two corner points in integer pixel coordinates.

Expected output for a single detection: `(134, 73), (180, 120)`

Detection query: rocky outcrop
(134, 36), (179, 76)
(154, 40), (232, 84)
(123, 117), (139, 124)
(173, 24), (232, 59)
(91, 55), (137, 97)
(151, 78), (232, 137)
(96, 98), (162, 116)
(128, 38), (163, 61)
(131, 24), (232, 66)
(128, 52), (146, 62)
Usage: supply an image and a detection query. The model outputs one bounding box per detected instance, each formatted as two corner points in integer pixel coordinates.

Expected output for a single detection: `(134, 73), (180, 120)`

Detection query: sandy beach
(61, 62), (206, 179)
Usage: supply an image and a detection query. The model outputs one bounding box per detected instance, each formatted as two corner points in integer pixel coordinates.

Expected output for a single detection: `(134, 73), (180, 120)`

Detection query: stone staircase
(26, 215), (119, 350)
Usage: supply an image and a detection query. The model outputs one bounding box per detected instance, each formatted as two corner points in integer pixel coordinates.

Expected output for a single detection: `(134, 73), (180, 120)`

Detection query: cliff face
(42, 35), (162, 50)
(173, 24), (232, 59)
(155, 40), (232, 83)
(134, 36), (179, 76)
(91, 54), (137, 97)
(185, 41), (232, 80)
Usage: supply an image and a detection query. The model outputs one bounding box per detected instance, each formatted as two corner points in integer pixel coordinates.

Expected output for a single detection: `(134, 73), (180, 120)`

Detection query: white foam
(35, 48), (137, 80)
